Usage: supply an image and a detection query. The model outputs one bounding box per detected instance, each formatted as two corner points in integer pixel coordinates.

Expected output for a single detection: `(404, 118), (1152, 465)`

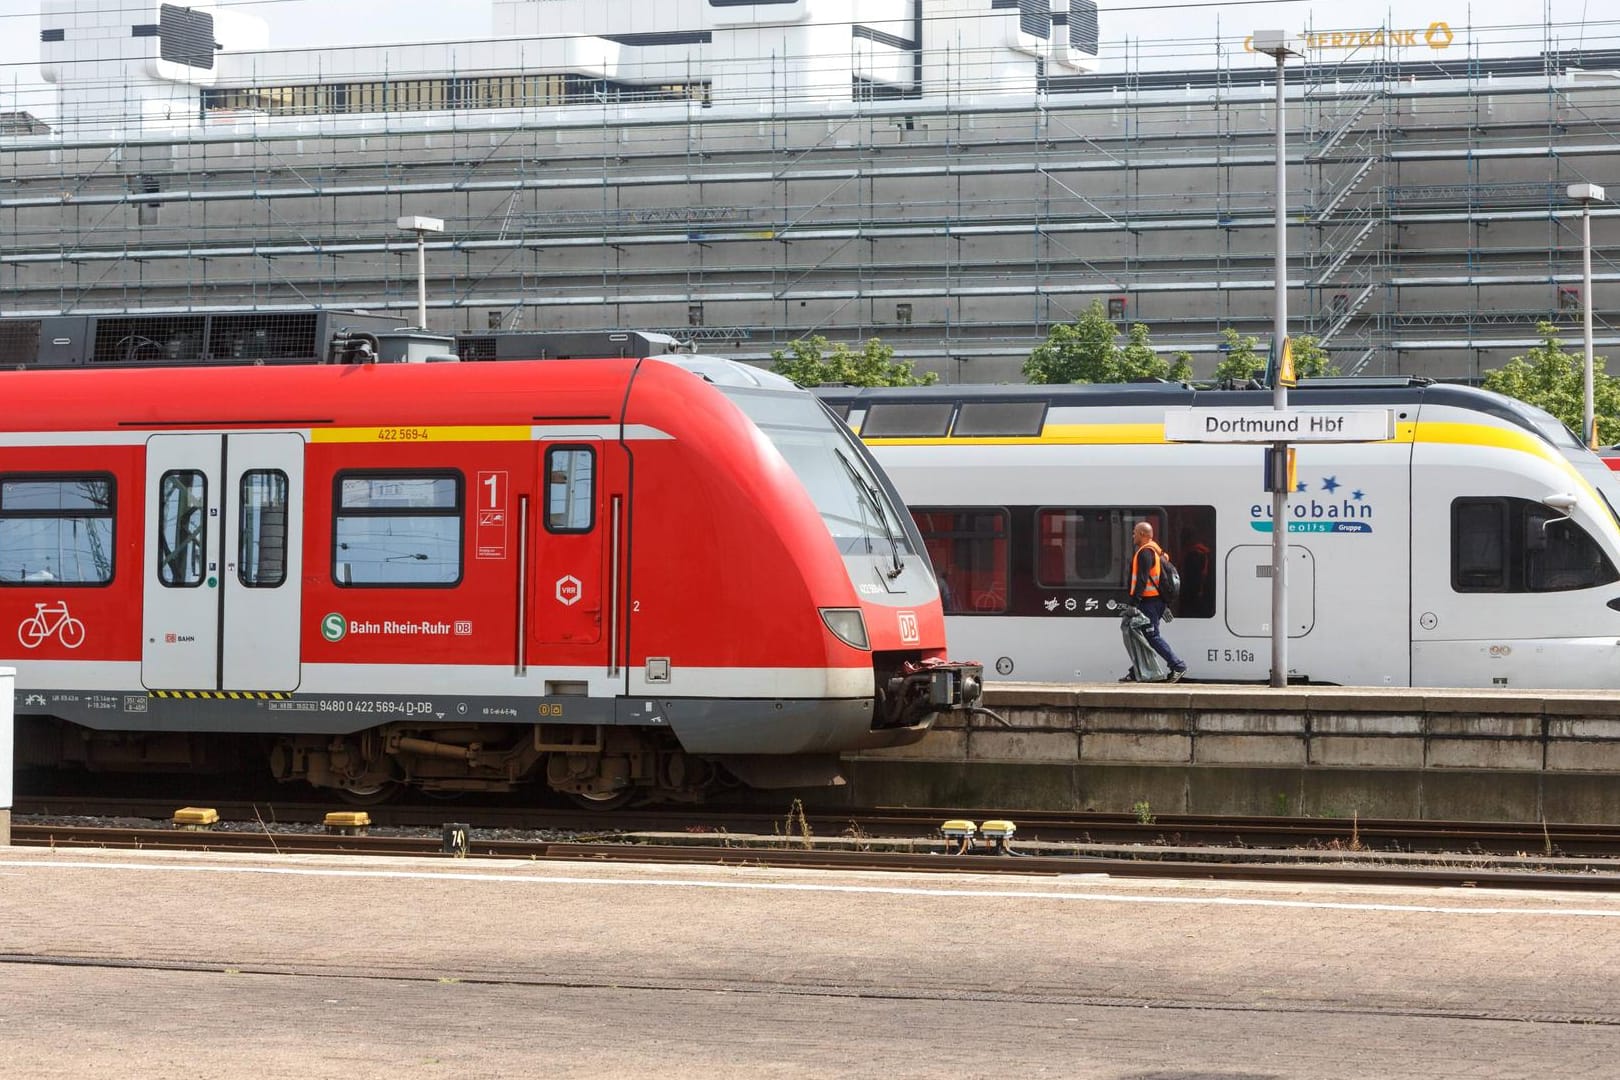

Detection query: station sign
(1164, 408), (1395, 443)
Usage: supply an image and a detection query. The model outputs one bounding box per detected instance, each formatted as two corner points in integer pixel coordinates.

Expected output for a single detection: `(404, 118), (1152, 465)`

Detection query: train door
(531, 441), (606, 652)
(1223, 544), (1316, 640)
(141, 433), (304, 690)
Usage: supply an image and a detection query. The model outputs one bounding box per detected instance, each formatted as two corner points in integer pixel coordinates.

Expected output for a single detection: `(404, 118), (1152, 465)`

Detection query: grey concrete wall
(842, 684), (1620, 823)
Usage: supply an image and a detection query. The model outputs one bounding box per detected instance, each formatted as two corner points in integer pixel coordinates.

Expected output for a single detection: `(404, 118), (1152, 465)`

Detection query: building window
(896, 303), (913, 325)
(546, 448), (596, 533)
(912, 509), (1009, 614)
(157, 471), (208, 588)
(688, 303), (704, 328)
(0, 475), (115, 586)
(334, 473), (463, 586)
(1559, 286), (1582, 313)
(1452, 496), (1617, 592)
(238, 470), (289, 588)
(1107, 296), (1127, 321)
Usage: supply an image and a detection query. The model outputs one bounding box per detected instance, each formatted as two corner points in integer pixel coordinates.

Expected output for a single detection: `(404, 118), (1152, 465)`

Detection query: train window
(158, 471), (208, 588)
(545, 447), (595, 533)
(724, 388), (915, 560)
(859, 402), (954, 437)
(952, 401), (1046, 437)
(238, 470), (289, 588)
(1037, 508), (1135, 588)
(1451, 496), (1619, 592)
(334, 472), (462, 587)
(912, 508), (1008, 614)
(1452, 500), (1507, 590)
(1035, 505), (1217, 618)
(0, 475), (114, 586)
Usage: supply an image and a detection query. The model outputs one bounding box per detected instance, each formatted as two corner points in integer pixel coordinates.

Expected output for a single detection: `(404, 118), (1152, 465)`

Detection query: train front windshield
(726, 388), (915, 560)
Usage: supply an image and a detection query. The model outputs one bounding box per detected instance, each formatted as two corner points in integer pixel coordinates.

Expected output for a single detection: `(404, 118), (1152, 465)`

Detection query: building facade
(1, 0), (1616, 381)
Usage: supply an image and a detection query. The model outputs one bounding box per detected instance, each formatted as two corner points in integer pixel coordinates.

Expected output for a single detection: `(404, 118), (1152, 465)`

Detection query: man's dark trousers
(1137, 597), (1186, 674)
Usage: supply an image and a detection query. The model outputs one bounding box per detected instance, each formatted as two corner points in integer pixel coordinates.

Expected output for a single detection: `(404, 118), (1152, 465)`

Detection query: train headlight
(820, 608), (870, 651)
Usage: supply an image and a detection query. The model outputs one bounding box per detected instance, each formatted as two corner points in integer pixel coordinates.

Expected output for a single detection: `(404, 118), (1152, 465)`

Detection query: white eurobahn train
(818, 378), (1620, 689)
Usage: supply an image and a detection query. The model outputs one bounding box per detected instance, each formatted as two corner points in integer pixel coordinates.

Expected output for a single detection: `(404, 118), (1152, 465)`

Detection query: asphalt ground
(0, 846), (1616, 1079)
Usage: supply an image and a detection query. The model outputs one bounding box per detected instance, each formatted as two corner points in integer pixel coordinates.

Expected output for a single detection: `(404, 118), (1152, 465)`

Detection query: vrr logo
(897, 610), (920, 644)
(555, 575), (583, 606)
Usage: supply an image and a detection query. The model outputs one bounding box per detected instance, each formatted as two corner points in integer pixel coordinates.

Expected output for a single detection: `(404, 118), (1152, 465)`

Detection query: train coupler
(881, 658), (984, 728)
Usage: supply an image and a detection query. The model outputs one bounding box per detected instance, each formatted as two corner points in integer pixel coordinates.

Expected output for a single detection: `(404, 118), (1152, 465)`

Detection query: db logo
(555, 575), (583, 606)
(321, 612), (347, 642)
(897, 610), (920, 644)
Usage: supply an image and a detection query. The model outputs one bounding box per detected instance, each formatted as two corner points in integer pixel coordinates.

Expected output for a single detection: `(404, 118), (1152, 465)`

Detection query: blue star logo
(1295, 480), (1308, 492)
(1322, 476), (1341, 493)
(1352, 489), (1365, 500)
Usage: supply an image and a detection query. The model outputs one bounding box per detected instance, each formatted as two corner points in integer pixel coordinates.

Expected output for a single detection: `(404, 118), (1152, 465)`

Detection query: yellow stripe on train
(311, 425), (531, 444)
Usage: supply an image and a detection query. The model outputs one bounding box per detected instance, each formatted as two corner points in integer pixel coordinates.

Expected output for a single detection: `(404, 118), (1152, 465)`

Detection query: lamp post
(1253, 31), (1304, 688)
(1567, 183), (1606, 449)
(397, 215), (445, 330)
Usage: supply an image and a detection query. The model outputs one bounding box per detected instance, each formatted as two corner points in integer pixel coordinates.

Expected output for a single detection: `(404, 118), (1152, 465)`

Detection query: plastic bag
(1120, 605), (1171, 683)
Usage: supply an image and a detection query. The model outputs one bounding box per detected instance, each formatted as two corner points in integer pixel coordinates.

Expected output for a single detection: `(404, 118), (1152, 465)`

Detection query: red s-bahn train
(6, 353), (981, 805)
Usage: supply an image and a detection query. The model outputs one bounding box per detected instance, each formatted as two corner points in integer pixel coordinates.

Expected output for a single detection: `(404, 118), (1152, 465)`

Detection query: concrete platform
(2, 845), (1619, 1079)
(844, 682), (1620, 822)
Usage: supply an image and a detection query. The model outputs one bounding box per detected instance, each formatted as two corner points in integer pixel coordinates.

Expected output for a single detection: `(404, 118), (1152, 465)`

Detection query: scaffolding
(2, 19), (1618, 383)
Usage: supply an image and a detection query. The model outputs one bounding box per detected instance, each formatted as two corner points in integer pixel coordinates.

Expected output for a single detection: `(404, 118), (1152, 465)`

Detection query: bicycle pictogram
(18, 600), (86, 649)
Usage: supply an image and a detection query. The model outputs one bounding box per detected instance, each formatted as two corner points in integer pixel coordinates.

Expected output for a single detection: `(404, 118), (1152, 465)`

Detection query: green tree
(1024, 301), (1120, 383)
(1212, 327), (1265, 384)
(1290, 334), (1339, 379)
(1210, 330), (1339, 384)
(770, 335), (938, 387)
(1483, 321), (1620, 442)
(1024, 302), (1191, 384)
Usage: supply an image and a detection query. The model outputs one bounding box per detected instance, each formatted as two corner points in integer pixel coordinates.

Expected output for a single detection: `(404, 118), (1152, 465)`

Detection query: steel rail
(16, 795), (1620, 855)
(12, 825), (1620, 893)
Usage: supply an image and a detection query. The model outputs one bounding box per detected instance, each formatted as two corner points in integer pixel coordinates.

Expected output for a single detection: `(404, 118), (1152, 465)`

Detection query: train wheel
(337, 782), (401, 806)
(566, 788), (635, 811)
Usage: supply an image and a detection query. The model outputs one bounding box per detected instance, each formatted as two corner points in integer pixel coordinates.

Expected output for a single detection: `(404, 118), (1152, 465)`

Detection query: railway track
(12, 822), (1620, 892)
(16, 795), (1620, 857)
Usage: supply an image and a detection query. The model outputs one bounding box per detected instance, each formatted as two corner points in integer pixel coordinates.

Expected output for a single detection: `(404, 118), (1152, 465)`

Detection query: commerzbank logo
(1250, 475), (1375, 534)
(321, 612), (347, 642)
(1244, 23), (1453, 52)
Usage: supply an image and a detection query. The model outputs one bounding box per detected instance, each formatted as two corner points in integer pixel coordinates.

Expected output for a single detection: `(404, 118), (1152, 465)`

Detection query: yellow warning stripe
(310, 425), (530, 444)
(150, 691), (291, 700)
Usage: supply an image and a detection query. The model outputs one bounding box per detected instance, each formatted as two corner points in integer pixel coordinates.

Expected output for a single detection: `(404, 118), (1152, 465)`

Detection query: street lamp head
(1567, 183), (1606, 204)
(1251, 31), (1305, 59)
(397, 215), (445, 234)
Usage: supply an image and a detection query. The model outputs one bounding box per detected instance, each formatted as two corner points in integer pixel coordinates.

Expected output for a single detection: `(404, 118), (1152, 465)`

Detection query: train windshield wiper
(834, 448), (905, 580)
